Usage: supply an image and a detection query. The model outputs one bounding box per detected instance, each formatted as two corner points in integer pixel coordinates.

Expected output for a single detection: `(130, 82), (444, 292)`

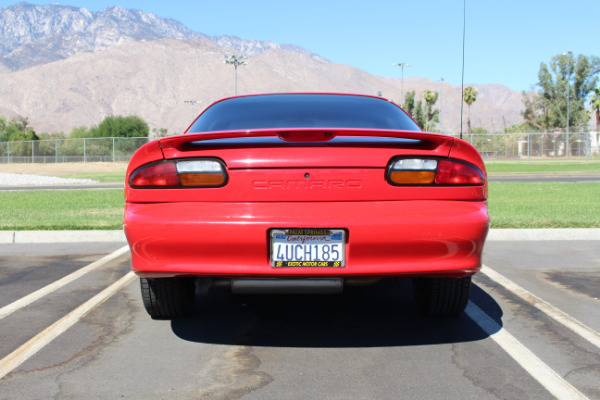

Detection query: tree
(591, 88), (600, 133)
(525, 53), (599, 131)
(402, 90), (439, 130)
(422, 90), (439, 131)
(463, 86), (478, 133)
(402, 91), (416, 116)
(96, 115), (149, 138)
(0, 116), (7, 142)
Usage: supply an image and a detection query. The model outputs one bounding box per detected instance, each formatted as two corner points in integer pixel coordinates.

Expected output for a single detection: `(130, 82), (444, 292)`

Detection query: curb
(486, 228), (600, 241)
(1, 229), (598, 244)
(0, 230), (127, 244)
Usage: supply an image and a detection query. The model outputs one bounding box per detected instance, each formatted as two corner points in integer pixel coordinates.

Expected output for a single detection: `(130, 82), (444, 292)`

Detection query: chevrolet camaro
(124, 93), (489, 319)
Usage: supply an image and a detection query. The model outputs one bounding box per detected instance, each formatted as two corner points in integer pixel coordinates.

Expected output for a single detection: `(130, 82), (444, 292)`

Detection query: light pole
(564, 51), (572, 158)
(224, 54), (248, 95)
(439, 77), (444, 128)
(393, 62), (410, 103)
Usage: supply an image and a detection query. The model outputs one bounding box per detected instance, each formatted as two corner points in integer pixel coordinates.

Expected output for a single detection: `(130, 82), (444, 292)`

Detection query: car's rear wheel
(412, 276), (471, 316)
(140, 277), (196, 319)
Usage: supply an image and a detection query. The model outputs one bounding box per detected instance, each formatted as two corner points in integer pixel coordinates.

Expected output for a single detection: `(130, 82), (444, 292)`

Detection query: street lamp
(563, 51), (572, 158)
(393, 62), (410, 102)
(224, 54), (248, 95)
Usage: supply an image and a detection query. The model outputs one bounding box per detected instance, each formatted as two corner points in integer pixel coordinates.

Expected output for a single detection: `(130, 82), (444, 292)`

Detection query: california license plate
(270, 229), (346, 267)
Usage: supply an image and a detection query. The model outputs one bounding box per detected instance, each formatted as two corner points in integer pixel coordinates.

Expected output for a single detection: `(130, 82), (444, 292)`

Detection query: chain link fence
(0, 133), (598, 163)
(452, 132), (598, 160)
(0, 137), (150, 163)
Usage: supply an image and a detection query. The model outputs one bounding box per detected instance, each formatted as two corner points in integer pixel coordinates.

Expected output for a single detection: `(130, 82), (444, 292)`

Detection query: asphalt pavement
(1, 238), (599, 399)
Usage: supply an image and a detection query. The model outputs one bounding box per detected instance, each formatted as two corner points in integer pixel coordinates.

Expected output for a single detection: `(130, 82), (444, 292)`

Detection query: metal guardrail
(0, 133), (598, 163)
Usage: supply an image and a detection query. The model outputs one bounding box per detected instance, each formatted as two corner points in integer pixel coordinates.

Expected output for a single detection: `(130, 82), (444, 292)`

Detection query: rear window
(187, 94), (421, 133)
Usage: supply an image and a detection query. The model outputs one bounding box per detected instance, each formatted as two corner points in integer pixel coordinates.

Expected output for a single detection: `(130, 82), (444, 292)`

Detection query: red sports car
(124, 93), (489, 319)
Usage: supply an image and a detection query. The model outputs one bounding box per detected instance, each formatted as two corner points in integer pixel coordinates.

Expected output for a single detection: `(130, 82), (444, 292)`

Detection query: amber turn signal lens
(180, 173), (226, 186)
(388, 171), (436, 185)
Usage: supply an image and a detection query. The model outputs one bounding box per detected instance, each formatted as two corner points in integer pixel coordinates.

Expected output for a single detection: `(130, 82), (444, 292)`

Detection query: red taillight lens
(387, 158), (484, 186)
(129, 162), (179, 187)
(129, 159), (228, 188)
(435, 160), (484, 185)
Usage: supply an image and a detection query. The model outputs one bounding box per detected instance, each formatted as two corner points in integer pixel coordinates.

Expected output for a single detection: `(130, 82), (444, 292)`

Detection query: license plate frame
(270, 228), (346, 268)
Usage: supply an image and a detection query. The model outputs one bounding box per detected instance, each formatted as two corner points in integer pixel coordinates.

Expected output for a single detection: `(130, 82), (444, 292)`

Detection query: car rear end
(123, 94), (489, 318)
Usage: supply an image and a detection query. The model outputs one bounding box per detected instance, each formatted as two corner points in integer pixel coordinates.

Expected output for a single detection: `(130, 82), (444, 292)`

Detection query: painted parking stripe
(0, 271), (136, 381)
(466, 302), (589, 400)
(0, 245), (130, 320)
(481, 265), (600, 350)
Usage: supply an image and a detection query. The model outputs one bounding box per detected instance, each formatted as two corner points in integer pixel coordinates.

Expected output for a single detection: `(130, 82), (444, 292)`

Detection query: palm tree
(463, 86), (478, 133)
(590, 88), (600, 133)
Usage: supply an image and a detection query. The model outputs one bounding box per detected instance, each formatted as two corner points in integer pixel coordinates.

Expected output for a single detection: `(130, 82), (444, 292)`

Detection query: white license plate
(270, 229), (346, 268)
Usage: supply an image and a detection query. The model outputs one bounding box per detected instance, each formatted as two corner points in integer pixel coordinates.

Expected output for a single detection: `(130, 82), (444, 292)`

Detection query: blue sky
(2, 0), (598, 92)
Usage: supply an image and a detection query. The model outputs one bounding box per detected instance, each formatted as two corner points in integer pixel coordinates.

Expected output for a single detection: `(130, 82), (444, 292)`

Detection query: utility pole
(564, 51), (573, 158)
(224, 54), (248, 95)
(393, 62), (410, 103)
(439, 77), (444, 128)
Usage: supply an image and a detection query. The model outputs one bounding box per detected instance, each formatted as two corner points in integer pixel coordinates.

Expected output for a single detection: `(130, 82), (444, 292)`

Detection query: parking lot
(0, 234), (599, 399)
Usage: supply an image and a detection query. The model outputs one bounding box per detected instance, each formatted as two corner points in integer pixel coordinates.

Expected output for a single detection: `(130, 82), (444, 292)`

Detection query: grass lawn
(0, 189), (124, 230)
(485, 161), (600, 174)
(67, 172), (126, 183)
(1, 182), (599, 230)
(488, 182), (600, 228)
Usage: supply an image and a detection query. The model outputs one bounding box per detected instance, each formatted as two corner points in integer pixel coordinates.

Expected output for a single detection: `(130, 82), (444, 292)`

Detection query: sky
(1, 0), (598, 92)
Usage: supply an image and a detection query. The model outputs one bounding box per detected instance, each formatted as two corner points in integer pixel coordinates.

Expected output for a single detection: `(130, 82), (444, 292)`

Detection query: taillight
(177, 160), (227, 186)
(129, 159), (228, 188)
(435, 160), (484, 185)
(387, 158), (484, 186)
(129, 162), (179, 187)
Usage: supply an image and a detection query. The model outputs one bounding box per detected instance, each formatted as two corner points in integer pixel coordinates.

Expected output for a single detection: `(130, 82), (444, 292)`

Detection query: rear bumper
(124, 200), (489, 278)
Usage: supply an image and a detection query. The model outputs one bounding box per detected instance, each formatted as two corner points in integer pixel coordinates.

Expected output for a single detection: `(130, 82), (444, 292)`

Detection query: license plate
(270, 229), (346, 267)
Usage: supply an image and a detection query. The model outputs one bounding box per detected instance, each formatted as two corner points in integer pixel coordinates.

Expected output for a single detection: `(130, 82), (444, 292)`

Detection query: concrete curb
(0, 229), (598, 244)
(486, 228), (600, 241)
(0, 230), (127, 244)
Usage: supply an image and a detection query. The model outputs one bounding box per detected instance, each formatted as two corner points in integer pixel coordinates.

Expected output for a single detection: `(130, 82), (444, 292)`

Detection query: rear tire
(412, 276), (472, 316)
(140, 277), (196, 319)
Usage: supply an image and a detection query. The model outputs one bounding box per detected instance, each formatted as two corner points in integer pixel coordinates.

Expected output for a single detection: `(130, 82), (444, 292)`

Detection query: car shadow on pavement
(171, 279), (502, 348)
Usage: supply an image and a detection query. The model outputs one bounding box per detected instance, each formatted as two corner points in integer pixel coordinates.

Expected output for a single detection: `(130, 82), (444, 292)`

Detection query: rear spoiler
(159, 128), (455, 157)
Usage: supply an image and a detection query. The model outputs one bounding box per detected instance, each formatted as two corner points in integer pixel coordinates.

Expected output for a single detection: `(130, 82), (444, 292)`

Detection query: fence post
(84, 138), (86, 163)
(7, 142), (10, 163)
(586, 132), (589, 163)
(31, 140), (34, 163)
(113, 137), (116, 162)
(527, 133), (531, 164)
(55, 139), (58, 163)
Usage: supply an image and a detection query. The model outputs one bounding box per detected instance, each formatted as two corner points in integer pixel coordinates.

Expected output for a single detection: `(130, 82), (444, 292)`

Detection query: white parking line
(480, 265), (600, 350)
(466, 302), (589, 400)
(0, 271), (136, 380)
(0, 245), (130, 320)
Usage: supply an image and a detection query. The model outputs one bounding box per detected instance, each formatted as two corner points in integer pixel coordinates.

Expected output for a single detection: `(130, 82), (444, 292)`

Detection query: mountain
(0, 2), (523, 135)
(0, 2), (306, 70)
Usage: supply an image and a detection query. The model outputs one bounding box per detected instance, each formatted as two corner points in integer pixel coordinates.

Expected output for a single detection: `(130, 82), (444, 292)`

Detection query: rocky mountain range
(0, 2), (523, 135)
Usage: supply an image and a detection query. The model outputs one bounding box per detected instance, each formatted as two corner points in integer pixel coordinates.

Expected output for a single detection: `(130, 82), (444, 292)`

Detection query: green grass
(0, 190), (124, 230)
(488, 182), (600, 228)
(66, 172), (126, 183)
(486, 162), (600, 174)
(1, 182), (599, 230)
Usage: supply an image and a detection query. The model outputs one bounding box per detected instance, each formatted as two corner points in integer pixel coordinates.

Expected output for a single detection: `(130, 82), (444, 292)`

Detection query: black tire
(412, 276), (472, 317)
(140, 277), (196, 319)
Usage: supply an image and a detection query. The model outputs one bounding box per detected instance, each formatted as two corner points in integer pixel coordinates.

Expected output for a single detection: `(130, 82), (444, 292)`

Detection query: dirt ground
(0, 162), (128, 176)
